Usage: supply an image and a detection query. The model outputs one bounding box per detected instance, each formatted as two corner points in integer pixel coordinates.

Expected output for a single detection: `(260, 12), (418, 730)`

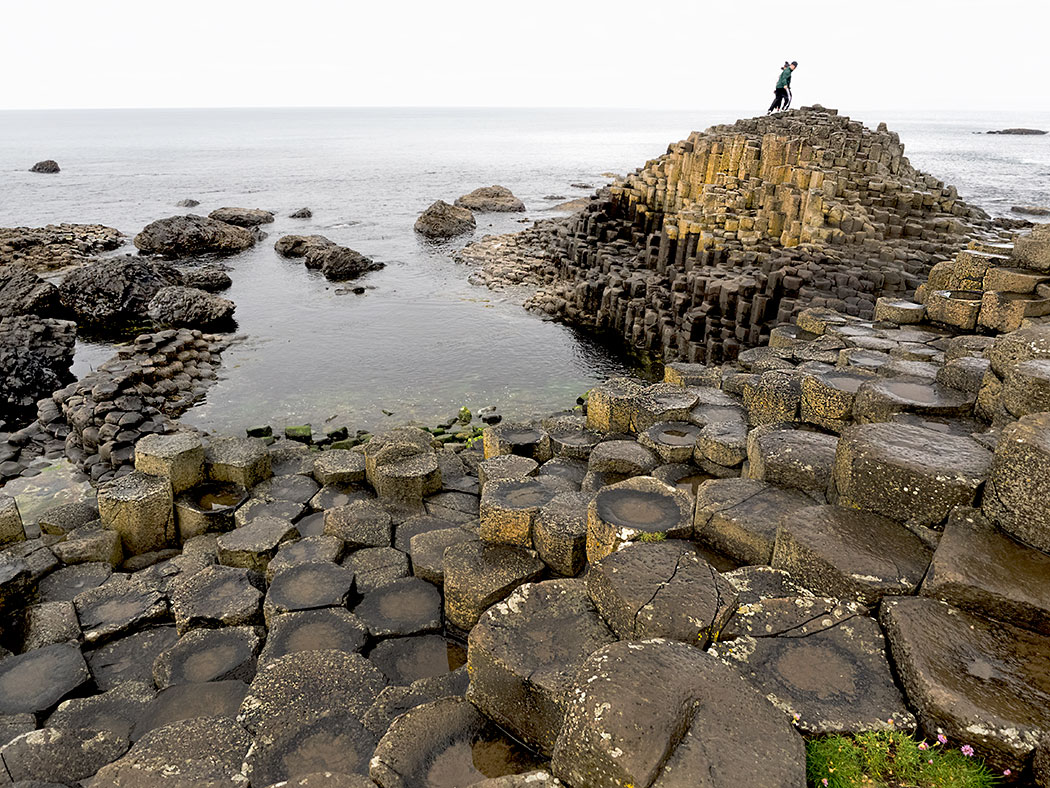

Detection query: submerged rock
(455, 186), (525, 212)
(275, 235), (334, 258)
(289, 207), (313, 219)
(146, 285), (235, 328)
(175, 198), (200, 208)
(133, 214), (256, 257)
(29, 159), (60, 173)
(414, 200), (476, 239)
(209, 207), (276, 227)
(304, 244), (384, 282)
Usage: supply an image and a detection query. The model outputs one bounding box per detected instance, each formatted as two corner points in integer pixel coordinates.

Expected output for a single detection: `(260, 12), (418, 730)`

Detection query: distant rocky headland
(0, 107), (1049, 787)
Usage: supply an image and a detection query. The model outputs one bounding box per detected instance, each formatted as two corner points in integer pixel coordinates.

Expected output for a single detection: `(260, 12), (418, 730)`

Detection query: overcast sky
(3, 0), (1044, 111)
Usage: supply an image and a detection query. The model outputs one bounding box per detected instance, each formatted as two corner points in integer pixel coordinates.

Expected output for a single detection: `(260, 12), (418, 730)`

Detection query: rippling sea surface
(0, 107), (1047, 435)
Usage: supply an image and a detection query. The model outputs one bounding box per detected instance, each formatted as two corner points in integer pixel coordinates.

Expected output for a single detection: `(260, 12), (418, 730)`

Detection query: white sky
(2, 0), (1046, 111)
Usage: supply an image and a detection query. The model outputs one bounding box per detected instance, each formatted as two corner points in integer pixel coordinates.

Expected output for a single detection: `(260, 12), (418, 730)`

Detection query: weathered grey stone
(983, 412), (1050, 552)
(46, 679), (154, 739)
(0, 494), (25, 546)
(0, 642), (90, 715)
(37, 562), (111, 602)
(455, 185), (525, 212)
(131, 680), (249, 741)
(480, 477), (560, 547)
(0, 726), (130, 785)
(532, 491), (592, 576)
(264, 563), (355, 626)
(408, 527), (474, 585)
(343, 546), (409, 592)
(216, 516), (298, 574)
(133, 213), (256, 257)
(746, 426), (837, 498)
(265, 534), (343, 583)
(483, 423), (553, 464)
(443, 541), (545, 631)
(74, 581), (168, 645)
(313, 450), (366, 486)
(36, 500), (99, 538)
(467, 579), (616, 755)
(152, 626), (262, 688)
(549, 639), (805, 788)
(586, 476), (693, 563)
(84, 627), (179, 691)
(585, 378), (644, 433)
(354, 576), (441, 638)
(97, 471), (175, 556)
(21, 600), (80, 651)
(170, 564), (264, 634)
(324, 500), (393, 549)
(52, 524), (124, 566)
(208, 206), (274, 227)
(631, 385), (700, 432)
(207, 436), (272, 489)
(414, 200), (476, 239)
(259, 609), (368, 666)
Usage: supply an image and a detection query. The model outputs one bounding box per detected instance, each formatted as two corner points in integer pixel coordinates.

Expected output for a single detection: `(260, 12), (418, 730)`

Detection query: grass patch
(806, 731), (1003, 788)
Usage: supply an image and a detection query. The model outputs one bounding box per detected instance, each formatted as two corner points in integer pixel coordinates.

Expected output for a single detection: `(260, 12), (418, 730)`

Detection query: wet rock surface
(133, 214), (256, 257)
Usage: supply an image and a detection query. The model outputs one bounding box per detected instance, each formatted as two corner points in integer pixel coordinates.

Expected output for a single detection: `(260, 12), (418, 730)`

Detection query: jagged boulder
(304, 244), (384, 282)
(180, 266), (232, 292)
(414, 200), (476, 239)
(133, 214), (256, 257)
(208, 207), (275, 227)
(455, 186), (526, 212)
(58, 256), (183, 325)
(0, 265), (61, 318)
(147, 285), (235, 328)
(274, 235), (334, 258)
(29, 159), (60, 173)
(0, 315), (76, 426)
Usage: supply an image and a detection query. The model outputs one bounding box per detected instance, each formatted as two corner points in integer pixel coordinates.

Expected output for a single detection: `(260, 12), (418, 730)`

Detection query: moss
(637, 531), (666, 543)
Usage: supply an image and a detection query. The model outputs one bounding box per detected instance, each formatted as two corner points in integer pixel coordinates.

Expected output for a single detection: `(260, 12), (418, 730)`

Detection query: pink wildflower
(961, 744), (975, 757)
(937, 734), (947, 745)
(822, 780), (828, 787)
(1004, 769), (1012, 776)
(918, 741), (929, 751)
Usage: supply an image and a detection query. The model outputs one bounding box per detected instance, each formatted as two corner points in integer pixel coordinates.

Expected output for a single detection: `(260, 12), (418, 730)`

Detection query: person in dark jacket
(767, 61), (797, 114)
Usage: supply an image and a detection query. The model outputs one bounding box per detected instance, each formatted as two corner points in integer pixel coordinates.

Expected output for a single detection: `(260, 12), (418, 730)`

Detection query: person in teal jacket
(767, 61), (797, 114)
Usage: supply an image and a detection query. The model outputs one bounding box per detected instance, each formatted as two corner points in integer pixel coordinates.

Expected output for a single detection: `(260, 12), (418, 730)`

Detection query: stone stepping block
(343, 546), (409, 592)
(22, 600), (79, 650)
(236, 497), (307, 527)
(134, 432), (205, 494)
(715, 616), (913, 736)
(687, 388), (747, 425)
(664, 361), (721, 387)
(535, 457), (588, 490)
(0, 725), (130, 785)
(261, 775), (375, 788)
(723, 565), (812, 603)
(480, 478), (561, 547)
(324, 500), (393, 549)
(587, 540), (737, 647)
(834, 422), (992, 528)
(587, 439), (658, 479)
(370, 696), (544, 788)
(482, 423), (553, 463)
(694, 478), (814, 566)
(266, 534), (344, 583)
(252, 474), (322, 506)
(638, 421), (702, 464)
(0, 641), (90, 715)
(549, 639), (805, 788)
(369, 634), (459, 685)
(426, 490), (479, 518)
(206, 435), (272, 488)
(720, 592), (865, 640)
(269, 440), (316, 476)
(585, 377), (645, 434)
(1001, 359), (1050, 417)
(308, 483), (375, 513)
(409, 527), (474, 585)
(37, 500), (98, 537)
(987, 324), (1050, 378)
(695, 418), (748, 468)
(153, 625), (262, 687)
(52, 523), (124, 566)
(174, 481), (248, 541)
(467, 579), (616, 755)
(170, 564), (264, 634)
(3, 539), (58, 584)
(259, 608), (368, 666)
(533, 491), (593, 577)
(371, 453), (442, 505)
(921, 507), (1050, 634)
(313, 449), (367, 486)
(631, 384), (699, 432)
(216, 516), (298, 574)
(97, 471), (175, 556)
(983, 412), (1050, 552)
(131, 679), (248, 740)
(936, 355), (991, 394)
(851, 376), (975, 423)
(443, 541), (545, 631)
(979, 290), (1050, 333)
(46, 679), (155, 739)
(395, 514), (460, 552)
(745, 425), (837, 499)
(478, 455), (539, 489)
(773, 504), (932, 605)
(38, 563), (110, 605)
(888, 340), (947, 363)
(800, 369), (870, 431)
(84, 627), (179, 691)
(360, 667), (469, 737)
(839, 347), (891, 374)
(881, 596), (1050, 773)
(265, 563), (356, 626)
(0, 715), (34, 751)
(73, 579), (168, 645)
(130, 549), (215, 599)
(243, 709), (377, 787)
(91, 716), (251, 787)
(874, 297), (925, 323)
(354, 576), (441, 638)
(547, 426), (603, 460)
(876, 357), (939, 381)
(586, 476), (693, 563)
(743, 371), (803, 427)
(237, 650), (387, 738)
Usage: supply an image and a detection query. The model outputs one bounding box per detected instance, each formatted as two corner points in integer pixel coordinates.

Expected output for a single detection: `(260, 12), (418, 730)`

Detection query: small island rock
(414, 200), (476, 239)
(454, 186), (525, 212)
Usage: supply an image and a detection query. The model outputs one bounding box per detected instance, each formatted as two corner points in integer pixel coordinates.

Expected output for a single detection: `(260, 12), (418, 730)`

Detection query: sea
(0, 107), (1047, 436)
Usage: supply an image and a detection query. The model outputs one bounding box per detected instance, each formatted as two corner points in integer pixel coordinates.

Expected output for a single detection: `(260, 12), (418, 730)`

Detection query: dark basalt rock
(264, 562), (355, 625)
(152, 625), (262, 687)
(986, 128), (1046, 135)
(274, 234), (335, 258)
(58, 256), (183, 326)
(170, 564), (265, 634)
(414, 200), (476, 239)
(455, 186), (525, 212)
(259, 608), (368, 665)
(146, 285), (235, 328)
(354, 576), (442, 638)
(0, 264), (61, 319)
(208, 207), (275, 227)
(368, 634), (459, 685)
(29, 159), (60, 173)
(133, 214), (256, 257)
(132, 680), (249, 741)
(45, 679), (155, 739)
(0, 642), (90, 715)
(289, 207), (313, 219)
(0, 726), (130, 784)
(304, 244), (384, 282)
(180, 266), (232, 292)
(84, 627), (180, 691)
(73, 580), (168, 645)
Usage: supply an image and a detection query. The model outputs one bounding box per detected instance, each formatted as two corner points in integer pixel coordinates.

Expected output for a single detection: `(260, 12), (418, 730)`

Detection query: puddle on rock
(2, 459), (94, 529)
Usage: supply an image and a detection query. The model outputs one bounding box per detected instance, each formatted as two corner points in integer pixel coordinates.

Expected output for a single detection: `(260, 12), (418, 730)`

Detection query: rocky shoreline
(0, 110), (1049, 787)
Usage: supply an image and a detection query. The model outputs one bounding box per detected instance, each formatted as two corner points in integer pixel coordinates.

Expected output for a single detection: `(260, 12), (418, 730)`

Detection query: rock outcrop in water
(58, 256), (184, 327)
(415, 200), (476, 239)
(463, 107), (1008, 365)
(208, 207), (276, 227)
(147, 285), (236, 328)
(0, 224), (124, 272)
(0, 315), (75, 428)
(455, 185), (526, 212)
(29, 159), (60, 173)
(133, 214), (256, 257)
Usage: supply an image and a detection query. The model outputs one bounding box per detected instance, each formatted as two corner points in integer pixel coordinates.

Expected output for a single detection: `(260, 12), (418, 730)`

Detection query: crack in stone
(632, 553), (685, 637)
(776, 611), (865, 639)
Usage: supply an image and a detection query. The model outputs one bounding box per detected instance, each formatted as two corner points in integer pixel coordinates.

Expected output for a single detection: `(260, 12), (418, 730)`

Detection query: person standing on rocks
(767, 61), (797, 114)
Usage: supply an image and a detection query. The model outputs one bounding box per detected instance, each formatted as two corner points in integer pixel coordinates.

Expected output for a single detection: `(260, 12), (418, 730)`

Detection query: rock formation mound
(29, 160), (60, 173)
(133, 215), (256, 257)
(455, 185), (525, 212)
(0, 224), (124, 272)
(58, 256), (183, 326)
(208, 207), (275, 227)
(147, 285), (236, 328)
(414, 200), (476, 239)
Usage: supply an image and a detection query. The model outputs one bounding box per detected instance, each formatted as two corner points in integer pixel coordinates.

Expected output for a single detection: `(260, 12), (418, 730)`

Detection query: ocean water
(0, 107), (1047, 435)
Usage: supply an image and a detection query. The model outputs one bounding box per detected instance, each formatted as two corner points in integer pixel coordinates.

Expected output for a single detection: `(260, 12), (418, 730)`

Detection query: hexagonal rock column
(880, 596), (1050, 773)
(587, 540), (737, 646)
(693, 478), (813, 565)
(467, 579), (616, 755)
(746, 426), (837, 499)
(1001, 359), (1050, 418)
(549, 639), (805, 788)
(363, 428), (441, 506)
(851, 377), (976, 424)
(637, 421), (702, 464)
(170, 564), (264, 634)
(477, 454), (539, 488)
(0, 494), (25, 546)
(153, 626), (262, 687)
(370, 697), (544, 788)
(834, 422), (992, 528)
(73, 581), (168, 645)
(800, 370), (871, 432)
(312, 449), (366, 486)
(173, 482), (247, 541)
(587, 440), (659, 481)
(585, 377), (644, 433)
(134, 432), (205, 494)
(743, 371), (802, 427)
(983, 412), (1050, 553)
(711, 615), (914, 735)
(354, 576), (442, 638)
(0, 641), (90, 715)
(0, 725), (130, 785)
(631, 384), (699, 432)
(772, 505), (932, 605)
(586, 476), (693, 563)
(480, 477), (560, 547)
(323, 500), (393, 549)
(259, 608), (367, 666)
(921, 508), (1050, 634)
(216, 516), (298, 574)
(206, 436), (272, 489)
(482, 423), (553, 463)
(533, 491), (592, 577)
(263, 562), (356, 626)
(97, 471), (175, 556)
(443, 540), (545, 631)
